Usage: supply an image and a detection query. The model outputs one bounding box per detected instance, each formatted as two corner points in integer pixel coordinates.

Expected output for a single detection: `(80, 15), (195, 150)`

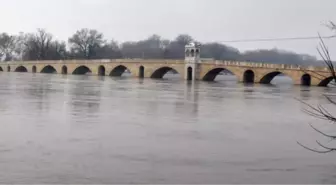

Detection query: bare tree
(35, 28), (53, 60)
(201, 42), (241, 60)
(95, 40), (122, 59)
(162, 34), (194, 59)
(175, 34), (194, 46)
(68, 28), (105, 59)
(297, 22), (336, 153)
(0, 33), (17, 61)
(46, 40), (67, 60)
(21, 29), (53, 60)
(120, 34), (167, 59)
(15, 29), (67, 61)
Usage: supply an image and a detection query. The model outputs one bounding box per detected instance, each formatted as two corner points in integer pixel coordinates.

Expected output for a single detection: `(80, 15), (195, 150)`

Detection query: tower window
(185, 49), (190, 57)
(191, 49), (195, 57)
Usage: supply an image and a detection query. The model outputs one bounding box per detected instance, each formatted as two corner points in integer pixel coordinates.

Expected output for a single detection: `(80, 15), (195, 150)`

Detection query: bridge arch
(62, 65), (68, 74)
(150, 66), (180, 79)
(7, 66), (10, 72)
(301, 74), (311, 86)
(32, 66), (37, 73)
(260, 71), (293, 84)
(98, 65), (106, 76)
(15, 66), (28, 72)
(110, 65), (131, 77)
(73, 65), (92, 75)
(41, 65), (57, 74)
(243, 70), (255, 83)
(202, 67), (236, 81)
(139, 66), (145, 78)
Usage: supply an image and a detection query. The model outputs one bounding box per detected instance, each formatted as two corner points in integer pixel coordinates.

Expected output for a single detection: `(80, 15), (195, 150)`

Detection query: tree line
(0, 28), (320, 65)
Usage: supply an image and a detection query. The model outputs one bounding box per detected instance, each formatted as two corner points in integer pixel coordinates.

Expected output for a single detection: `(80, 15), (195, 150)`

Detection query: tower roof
(185, 42), (201, 48)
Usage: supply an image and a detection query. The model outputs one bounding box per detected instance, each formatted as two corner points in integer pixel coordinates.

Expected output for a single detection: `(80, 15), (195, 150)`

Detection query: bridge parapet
(202, 60), (334, 72)
(307, 66), (330, 72)
(204, 60), (302, 69)
(1, 59), (186, 65)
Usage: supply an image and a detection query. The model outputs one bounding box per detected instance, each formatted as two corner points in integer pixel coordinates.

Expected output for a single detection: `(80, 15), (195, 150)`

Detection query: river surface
(0, 72), (336, 184)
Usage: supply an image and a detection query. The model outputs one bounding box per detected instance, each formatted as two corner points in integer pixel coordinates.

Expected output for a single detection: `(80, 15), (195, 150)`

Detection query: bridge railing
(0, 59), (186, 65)
(204, 60), (331, 72)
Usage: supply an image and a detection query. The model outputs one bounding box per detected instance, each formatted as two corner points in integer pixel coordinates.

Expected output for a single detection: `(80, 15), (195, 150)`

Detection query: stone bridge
(0, 43), (333, 86)
(0, 59), (333, 86)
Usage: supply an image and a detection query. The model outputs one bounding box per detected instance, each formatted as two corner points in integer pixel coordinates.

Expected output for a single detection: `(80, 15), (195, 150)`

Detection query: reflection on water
(0, 72), (335, 184)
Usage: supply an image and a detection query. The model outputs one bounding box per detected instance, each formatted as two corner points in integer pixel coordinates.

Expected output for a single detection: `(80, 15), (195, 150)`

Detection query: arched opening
(260, 71), (293, 85)
(32, 66), (37, 73)
(110, 65), (131, 77)
(15, 66), (28, 72)
(7, 66), (10, 72)
(318, 76), (336, 87)
(0, 67), (3, 72)
(185, 50), (190, 57)
(72, 66), (92, 75)
(98, 65), (106, 76)
(139, 66), (145, 78)
(202, 68), (237, 82)
(41, 65), (57, 74)
(196, 49), (200, 56)
(187, 67), (193, 81)
(243, 70), (255, 83)
(62, 65), (68, 74)
(150, 67), (181, 79)
(191, 49), (195, 57)
(301, 74), (311, 86)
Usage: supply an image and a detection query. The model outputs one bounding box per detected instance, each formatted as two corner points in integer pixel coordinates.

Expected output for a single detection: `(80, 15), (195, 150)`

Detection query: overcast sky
(1, 0), (336, 59)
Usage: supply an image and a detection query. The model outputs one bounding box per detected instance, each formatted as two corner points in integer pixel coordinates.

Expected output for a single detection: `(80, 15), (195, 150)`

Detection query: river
(0, 72), (335, 184)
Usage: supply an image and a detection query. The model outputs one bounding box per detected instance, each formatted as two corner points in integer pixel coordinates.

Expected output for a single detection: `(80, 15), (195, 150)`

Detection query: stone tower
(185, 42), (201, 81)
